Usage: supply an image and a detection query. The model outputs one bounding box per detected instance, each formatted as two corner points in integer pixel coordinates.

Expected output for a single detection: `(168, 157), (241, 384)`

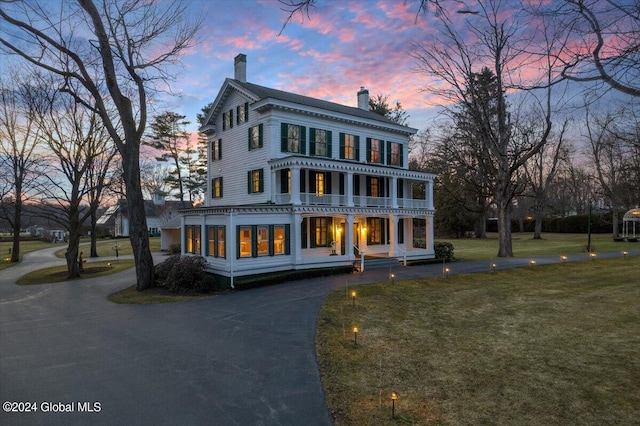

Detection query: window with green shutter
(212, 177), (223, 198)
(248, 169), (264, 194)
(281, 123), (306, 154)
(248, 124), (263, 150)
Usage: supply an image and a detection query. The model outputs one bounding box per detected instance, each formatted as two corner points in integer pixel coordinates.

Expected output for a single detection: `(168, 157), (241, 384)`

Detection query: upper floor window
(315, 172), (325, 196)
(223, 110), (233, 130)
(370, 177), (380, 198)
(310, 128), (332, 157)
(248, 124), (263, 150)
(211, 139), (221, 161)
(212, 177), (223, 198)
(248, 168), (264, 194)
(236, 102), (248, 125)
(388, 142), (402, 166)
(340, 133), (359, 160)
(281, 123), (306, 154)
(367, 138), (383, 164)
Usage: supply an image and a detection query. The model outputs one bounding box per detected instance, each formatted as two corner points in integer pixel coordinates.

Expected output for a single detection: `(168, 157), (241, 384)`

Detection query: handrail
(394, 244), (407, 266)
(353, 245), (365, 272)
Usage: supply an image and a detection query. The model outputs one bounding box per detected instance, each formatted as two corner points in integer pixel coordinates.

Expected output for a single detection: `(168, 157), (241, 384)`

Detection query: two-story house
(180, 54), (435, 287)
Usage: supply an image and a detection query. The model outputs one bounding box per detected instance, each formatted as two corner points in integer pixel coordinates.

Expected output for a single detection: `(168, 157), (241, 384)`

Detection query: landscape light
(352, 326), (359, 345)
(391, 391), (398, 418)
(390, 273), (395, 284)
(443, 267), (450, 277)
(561, 255), (567, 263)
(623, 251), (628, 258)
(351, 291), (356, 306)
(491, 263), (497, 273)
(590, 252), (597, 260)
(530, 259), (536, 266)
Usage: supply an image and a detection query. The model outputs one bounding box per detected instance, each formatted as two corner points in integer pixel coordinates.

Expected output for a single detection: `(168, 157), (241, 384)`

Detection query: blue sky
(161, 0), (440, 132)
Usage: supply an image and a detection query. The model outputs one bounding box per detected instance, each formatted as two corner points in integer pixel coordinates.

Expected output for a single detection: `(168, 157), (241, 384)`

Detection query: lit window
(369, 138), (382, 163)
(257, 226), (269, 256)
(249, 124), (262, 150)
(390, 142), (401, 166)
(370, 177), (379, 198)
(369, 218), (382, 244)
(237, 103), (248, 124)
(342, 134), (356, 160)
(249, 169), (263, 194)
(315, 217), (328, 247)
(211, 139), (221, 161)
(207, 226), (225, 258)
(185, 225), (201, 254)
(273, 226), (285, 255)
(313, 129), (327, 156)
(316, 172), (325, 196)
(212, 177), (223, 198)
(281, 123), (305, 154)
(239, 226), (252, 257)
(223, 110), (233, 130)
(217, 226), (225, 258)
(288, 125), (300, 152)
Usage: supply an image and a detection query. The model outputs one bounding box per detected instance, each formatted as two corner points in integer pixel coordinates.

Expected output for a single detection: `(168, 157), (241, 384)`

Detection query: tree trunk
(612, 206), (620, 238)
(474, 213), (487, 238)
(65, 228), (82, 279)
(10, 205), (20, 263)
(90, 209), (98, 257)
(121, 145), (154, 291)
(496, 196), (514, 257)
(534, 217), (543, 239)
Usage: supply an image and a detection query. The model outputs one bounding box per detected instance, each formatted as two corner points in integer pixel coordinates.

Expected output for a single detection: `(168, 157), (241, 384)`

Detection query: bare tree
(412, 0), (562, 257)
(0, 0), (201, 289)
(0, 71), (46, 263)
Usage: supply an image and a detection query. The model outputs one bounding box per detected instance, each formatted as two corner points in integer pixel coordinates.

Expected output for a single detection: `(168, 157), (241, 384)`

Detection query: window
(212, 177), (223, 198)
(273, 225), (286, 255)
(237, 224), (290, 258)
(370, 177), (379, 198)
(185, 225), (201, 254)
(236, 102), (248, 124)
(340, 133), (359, 160)
(207, 225), (225, 258)
(367, 138), (383, 163)
(281, 123), (306, 154)
(248, 169), (264, 194)
(211, 139), (221, 161)
(248, 124), (263, 150)
(388, 142), (402, 166)
(311, 128), (331, 157)
(257, 226), (269, 256)
(368, 218), (382, 245)
(239, 226), (252, 257)
(316, 172), (325, 196)
(223, 110), (233, 130)
(307, 217), (332, 248)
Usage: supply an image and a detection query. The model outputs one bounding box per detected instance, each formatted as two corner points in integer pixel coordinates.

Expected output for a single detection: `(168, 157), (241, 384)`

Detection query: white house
(180, 54), (435, 286)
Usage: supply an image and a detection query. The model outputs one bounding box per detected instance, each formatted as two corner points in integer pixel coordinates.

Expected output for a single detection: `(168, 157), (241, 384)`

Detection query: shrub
(167, 243), (181, 255)
(434, 241), (455, 260)
(154, 255), (219, 293)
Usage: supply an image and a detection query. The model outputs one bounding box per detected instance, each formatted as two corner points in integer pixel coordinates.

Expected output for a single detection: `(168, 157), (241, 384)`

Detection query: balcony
(274, 193), (429, 209)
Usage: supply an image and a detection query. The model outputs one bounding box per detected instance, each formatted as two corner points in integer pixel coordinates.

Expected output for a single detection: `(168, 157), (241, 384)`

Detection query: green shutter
(399, 144), (404, 167)
(248, 127), (252, 151)
(236, 226), (241, 259)
(326, 130), (332, 158)
(380, 140), (385, 164)
(281, 123), (288, 152)
(259, 169), (264, 193)
(366, 176), (372, 197)
(309, 171), (316, 193)
(284, 224), (290, 255)
(258, 123), (263, 147)
(251, 225), (257, 258)
(339, 133), (345, 159)
(280, 169), (288, 193)
(213, 226), (218, 257)
(326, 172), (332, 195)
(236, 106), (240, 124)
(248, 170), (252, 194)
(327, 217), (333, 246)
(218, 139), (221, 160)
(268, 225), (274, 256)
(300, 126), (306, 154)
(245, 102), (249, 121)
(386, 141), (391, 165)
(398, 219), (404, 244)
(229, 109), (233, 128)
(310, 218), (316, 248)
(301, 218), (307, 249)
(354, 175), (360, 196)
(339, 173), (344, 196)
(300, 169), (306, 193)
(310, 128), (316, 155)
(355, 136), (360, 161)
(366, 218), (372, 245)
(366, 138), (371, 162)
(398, 179), (403, 199)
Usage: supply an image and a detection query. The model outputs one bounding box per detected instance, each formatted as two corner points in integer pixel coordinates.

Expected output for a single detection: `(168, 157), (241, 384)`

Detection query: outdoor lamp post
(623, 251), (628, 258)
(590, 252), (597, 260)
(390, 273), (395, 284)
(561, 255), (568, 263)
(391, 391), (398, 418)
(490, 263), (497, 273)
(351, 291), (356, 306)
(352, 326), (359, 345)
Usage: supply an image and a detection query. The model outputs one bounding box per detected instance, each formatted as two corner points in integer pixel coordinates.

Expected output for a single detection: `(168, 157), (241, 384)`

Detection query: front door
(353, 223), (360, 256)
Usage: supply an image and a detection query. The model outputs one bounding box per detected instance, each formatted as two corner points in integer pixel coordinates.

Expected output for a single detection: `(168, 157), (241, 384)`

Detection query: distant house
(179, 54), (436, 285)
(98, 192), (189, 245)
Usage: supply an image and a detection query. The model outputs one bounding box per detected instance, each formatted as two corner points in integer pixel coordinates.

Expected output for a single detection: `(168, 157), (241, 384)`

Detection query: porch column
(346, 213), (355, 261)
(180, 214), (186, 256)
(346, 171), (354, 207)
(388, 214), (398, 256)
(291, 165), (301, 205)
(427, 179), (434, 209)
(390, 176), (398, 208)
(293, 212), (303, 263)
(407, 217), (414, 250)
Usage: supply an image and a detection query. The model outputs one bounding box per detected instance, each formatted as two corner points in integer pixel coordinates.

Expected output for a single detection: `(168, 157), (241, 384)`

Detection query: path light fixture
(443, 267), (450, 278)
(623, 251), (628, 258)
(529, 259), (536, 266)
(351, 290), (356, 307)
(590, 252), (597, 260)
(107, 262), (112, 268)
(561, 255), (568, 263)
(390, 391), (398, 418)
(390, 273), (395, 284)
(352, 326), (359, 345)
(490, 263), (497, 273)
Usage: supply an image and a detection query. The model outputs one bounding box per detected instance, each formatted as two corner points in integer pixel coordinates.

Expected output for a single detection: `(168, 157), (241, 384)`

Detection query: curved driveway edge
(1, 248), (638, 425)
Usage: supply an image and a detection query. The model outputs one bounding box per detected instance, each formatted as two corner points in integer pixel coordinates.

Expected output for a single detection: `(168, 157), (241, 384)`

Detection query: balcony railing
(274, 193), (429, 209)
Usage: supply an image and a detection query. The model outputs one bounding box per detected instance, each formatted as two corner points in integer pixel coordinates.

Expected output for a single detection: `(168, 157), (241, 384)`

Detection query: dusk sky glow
(163, 0), (446, 132)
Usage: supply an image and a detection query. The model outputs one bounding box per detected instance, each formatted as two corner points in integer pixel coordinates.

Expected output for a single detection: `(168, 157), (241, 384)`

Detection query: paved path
(1, 246), (638, 425)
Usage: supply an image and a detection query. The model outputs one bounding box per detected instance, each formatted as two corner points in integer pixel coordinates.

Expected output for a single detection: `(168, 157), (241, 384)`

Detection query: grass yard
(442, 232), (638, 261)
(16, 260), (135, 285)
(54, 237), (162, 258)
(0, 240), (67, 271)
(108, 285), (215, 304)
(317, 257), (640, 425)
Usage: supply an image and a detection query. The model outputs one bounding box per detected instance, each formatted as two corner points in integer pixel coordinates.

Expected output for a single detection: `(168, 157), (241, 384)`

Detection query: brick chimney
(357, 87), (369, 111)
(234, 53), (247, 83)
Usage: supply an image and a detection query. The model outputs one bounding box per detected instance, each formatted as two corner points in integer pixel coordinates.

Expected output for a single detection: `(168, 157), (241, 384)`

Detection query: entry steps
(354, 255), (403, 272)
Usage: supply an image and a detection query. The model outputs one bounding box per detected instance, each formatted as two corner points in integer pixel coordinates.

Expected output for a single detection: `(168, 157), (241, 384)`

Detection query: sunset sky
(162, 0), (443, 132)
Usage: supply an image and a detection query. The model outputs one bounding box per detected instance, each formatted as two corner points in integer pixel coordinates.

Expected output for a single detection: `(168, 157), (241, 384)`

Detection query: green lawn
(16, 260), (135, 285)
(441, 232), (637, 261)
(0, 240), (67, 271)
(317, 257), (640, 425)
(53, 237), (162, 258)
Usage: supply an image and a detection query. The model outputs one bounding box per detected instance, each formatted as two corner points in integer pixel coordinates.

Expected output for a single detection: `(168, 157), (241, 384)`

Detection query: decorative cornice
(179, 204), (434, 217)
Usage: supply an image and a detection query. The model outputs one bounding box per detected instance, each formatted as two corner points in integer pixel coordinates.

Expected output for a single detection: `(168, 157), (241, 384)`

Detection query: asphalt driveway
(1, 246), (637, 425)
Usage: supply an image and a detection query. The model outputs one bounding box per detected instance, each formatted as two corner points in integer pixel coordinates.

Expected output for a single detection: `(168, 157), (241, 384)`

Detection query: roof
(202, 78), (417, 134)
